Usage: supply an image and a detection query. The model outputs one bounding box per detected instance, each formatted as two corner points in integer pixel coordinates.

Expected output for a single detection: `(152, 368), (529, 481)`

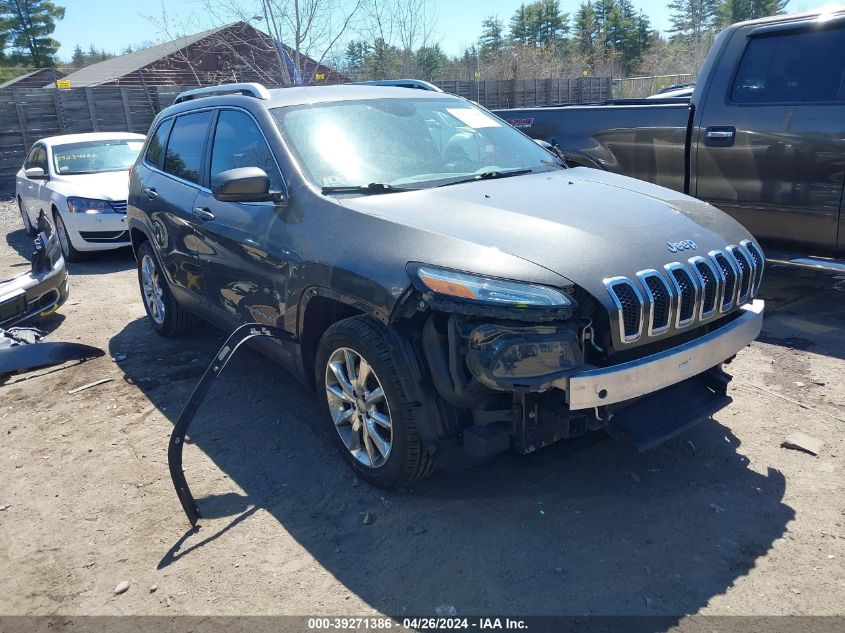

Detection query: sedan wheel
(325, 347), (393, 468)
(53, 212), (87, 262)
(18, 198), (35, 236)
(140, 254), (166, 326)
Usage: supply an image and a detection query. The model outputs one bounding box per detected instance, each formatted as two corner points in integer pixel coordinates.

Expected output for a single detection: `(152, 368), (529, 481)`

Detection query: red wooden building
(58, 22), (344, 87)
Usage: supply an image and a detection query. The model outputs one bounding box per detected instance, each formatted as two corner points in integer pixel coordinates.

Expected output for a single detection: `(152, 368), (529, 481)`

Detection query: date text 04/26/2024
(307, 618), (528, 630)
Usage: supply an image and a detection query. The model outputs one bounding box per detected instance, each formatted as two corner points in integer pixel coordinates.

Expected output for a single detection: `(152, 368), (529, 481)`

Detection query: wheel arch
(298, 288), (371, 389)
(129, 221), (152, 260)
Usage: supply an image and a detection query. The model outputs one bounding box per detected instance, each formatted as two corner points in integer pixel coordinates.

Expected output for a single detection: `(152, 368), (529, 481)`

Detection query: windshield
(52, 139), (143, 175)
(271, 98), (559, 191)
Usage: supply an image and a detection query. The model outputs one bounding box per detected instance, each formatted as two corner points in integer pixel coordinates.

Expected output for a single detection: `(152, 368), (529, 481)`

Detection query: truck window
(164, 111), (212, 184)
(731, 27), (845, 104)
(210, 110), (282, 191)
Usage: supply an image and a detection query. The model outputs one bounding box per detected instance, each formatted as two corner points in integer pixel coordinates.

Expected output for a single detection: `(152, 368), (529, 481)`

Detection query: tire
(53, 210), (88, 263)
(316, 316), (435, 489)
(136, 240), (195, 337)
(18, 197), (35, 236)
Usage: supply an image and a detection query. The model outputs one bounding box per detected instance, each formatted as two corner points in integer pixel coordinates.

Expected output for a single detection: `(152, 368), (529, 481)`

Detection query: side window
(732, 27), (845, 104)
(210, 110), (283, 191)
(145, 117), (174, 169)
(24, 145), (40, 168)
(163, 111), (213, 184)
(35, 147), (48, 171)
(25, 145), (47, 171)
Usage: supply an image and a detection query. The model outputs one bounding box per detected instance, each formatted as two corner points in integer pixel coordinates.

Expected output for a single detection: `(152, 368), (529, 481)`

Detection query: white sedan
(15, 132), (146, 262)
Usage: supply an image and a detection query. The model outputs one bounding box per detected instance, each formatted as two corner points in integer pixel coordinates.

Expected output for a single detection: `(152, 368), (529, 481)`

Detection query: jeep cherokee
(127, 83), (765, 489)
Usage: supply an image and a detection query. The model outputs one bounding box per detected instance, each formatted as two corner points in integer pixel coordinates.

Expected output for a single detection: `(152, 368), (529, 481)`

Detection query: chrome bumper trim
(558, 300), (764, 410)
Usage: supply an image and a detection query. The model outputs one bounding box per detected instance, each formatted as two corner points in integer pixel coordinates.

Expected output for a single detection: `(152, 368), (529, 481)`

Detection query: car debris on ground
(781, 432), (823, 457)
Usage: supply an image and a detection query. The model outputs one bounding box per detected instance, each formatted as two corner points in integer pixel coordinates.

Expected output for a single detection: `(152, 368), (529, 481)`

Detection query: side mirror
(25, 167), (47, 180)
(212, 167), (285, 205)
(534, 139), (572, 166)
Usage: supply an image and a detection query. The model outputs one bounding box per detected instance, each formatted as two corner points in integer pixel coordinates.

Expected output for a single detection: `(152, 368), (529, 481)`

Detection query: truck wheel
(53, 211), (88, 263)
(316, 316), (435, 489)
(136, 240), (194, 337)
(18, 197), (35, 236)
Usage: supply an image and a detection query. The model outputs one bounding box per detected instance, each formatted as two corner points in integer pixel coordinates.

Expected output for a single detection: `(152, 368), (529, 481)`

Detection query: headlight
(412, 265), (574, 307)
(66, 197), (114, 214)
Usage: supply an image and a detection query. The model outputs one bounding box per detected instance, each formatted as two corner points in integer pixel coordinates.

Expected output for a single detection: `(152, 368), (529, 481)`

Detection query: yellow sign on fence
(56, 79), (71, 89)
(315, 73), (326, 82)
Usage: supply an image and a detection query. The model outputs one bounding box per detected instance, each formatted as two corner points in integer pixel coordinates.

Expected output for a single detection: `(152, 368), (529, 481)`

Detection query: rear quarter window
(145, 118), (174, 169)
(732, 26), (845, 104)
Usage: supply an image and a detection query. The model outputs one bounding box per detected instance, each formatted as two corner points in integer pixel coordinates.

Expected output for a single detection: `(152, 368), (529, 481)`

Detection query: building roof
(58, 24), (229, 87)
(0, 68), (65, 89)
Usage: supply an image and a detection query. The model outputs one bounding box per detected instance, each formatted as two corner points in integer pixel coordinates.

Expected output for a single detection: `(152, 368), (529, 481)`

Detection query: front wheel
(18, 197), (35, 236)
(53, 211), (88, 263)
(316, 316), (434, 489)
(136, 240), (194, 337)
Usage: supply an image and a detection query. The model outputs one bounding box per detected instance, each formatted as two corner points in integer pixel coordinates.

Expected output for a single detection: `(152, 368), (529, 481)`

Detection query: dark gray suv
(128, 83), (765, 489)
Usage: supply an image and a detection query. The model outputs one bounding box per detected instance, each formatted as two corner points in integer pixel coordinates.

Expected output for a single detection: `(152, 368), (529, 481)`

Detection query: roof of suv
(178, 84), (458, 111)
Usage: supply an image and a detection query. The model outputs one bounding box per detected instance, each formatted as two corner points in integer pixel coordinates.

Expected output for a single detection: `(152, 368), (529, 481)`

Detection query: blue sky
(53, 0), (812, 61)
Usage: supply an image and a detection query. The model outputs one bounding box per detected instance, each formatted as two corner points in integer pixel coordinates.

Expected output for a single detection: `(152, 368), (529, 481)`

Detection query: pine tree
(71, 42), (84, 66)
(0, 0), (65, 67)
(668, 0), (719, 41)
(574, 2), (597, 55)
(479, 16), (505, 58)
(509, 0), (568, 48)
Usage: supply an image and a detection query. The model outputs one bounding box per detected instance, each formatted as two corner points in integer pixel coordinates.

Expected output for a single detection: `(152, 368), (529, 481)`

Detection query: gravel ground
(0, 195), (843, 618)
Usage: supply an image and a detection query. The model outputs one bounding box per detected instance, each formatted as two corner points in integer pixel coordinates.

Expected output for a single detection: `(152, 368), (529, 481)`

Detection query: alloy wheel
(141, 254), (166, 325)
(325, 347), (393, 468)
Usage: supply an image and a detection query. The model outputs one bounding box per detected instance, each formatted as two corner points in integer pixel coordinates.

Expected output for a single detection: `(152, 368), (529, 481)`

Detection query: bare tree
(203, 0), (363, 81)
(361, 0), (438, 77)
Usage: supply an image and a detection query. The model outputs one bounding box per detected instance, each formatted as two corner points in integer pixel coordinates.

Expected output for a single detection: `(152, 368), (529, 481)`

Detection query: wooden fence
(439, 77), (612, 109)
(0, 85), (188, 187)
(1, 78), (611, 188)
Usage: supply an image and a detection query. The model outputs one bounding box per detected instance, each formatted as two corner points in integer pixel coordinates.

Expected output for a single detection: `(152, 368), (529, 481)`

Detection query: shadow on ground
(757, 266), (845, 361)
(110, 313), (794, 619)
(5, 226), (134, 275)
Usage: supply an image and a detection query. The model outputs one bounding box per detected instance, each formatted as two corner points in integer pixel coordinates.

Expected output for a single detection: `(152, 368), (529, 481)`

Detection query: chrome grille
(741, 239), (765, 295)
(109, 200), (128, 213)
(604, 241), (763, 345)
(690, 256), (720, 319)
(637, 270), (672, 335)
(727, 244), (752, 304)
(667, 264), (698, 327)
(711, 251), (738, 311)
(605, 277), (644, 343)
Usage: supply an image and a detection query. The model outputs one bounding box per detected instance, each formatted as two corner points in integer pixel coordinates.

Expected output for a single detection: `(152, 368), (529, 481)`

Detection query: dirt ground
(1, 194), (843, 618)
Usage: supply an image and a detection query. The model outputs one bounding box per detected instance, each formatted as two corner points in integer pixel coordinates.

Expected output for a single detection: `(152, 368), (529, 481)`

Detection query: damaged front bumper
(417, 298), (764, 464)
(0, 218), (68, 328)
(555, 299), (764, 409)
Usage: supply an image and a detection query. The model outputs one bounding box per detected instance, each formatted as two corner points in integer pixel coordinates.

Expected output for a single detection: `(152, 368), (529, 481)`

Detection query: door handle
(704, 126), (736, 146)
(194, 206), (215, 221)
(144, 187), (158, 200)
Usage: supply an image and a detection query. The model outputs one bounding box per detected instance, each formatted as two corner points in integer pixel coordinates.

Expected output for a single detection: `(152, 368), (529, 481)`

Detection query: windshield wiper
(321, 182), (417, 195)
(436, 168), (534, 188)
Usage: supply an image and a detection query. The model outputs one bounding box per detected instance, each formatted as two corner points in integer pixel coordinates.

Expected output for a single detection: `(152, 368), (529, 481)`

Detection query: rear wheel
(18, 197), (35, 236)
(136, 240), (194, 337)
(316, 316), (434, 489)
(53, 210), (88, 263)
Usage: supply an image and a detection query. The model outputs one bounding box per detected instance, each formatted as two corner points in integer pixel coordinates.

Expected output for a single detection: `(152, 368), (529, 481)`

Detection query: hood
(49, 171), (130, 201)
(336, 167), (755, 304)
